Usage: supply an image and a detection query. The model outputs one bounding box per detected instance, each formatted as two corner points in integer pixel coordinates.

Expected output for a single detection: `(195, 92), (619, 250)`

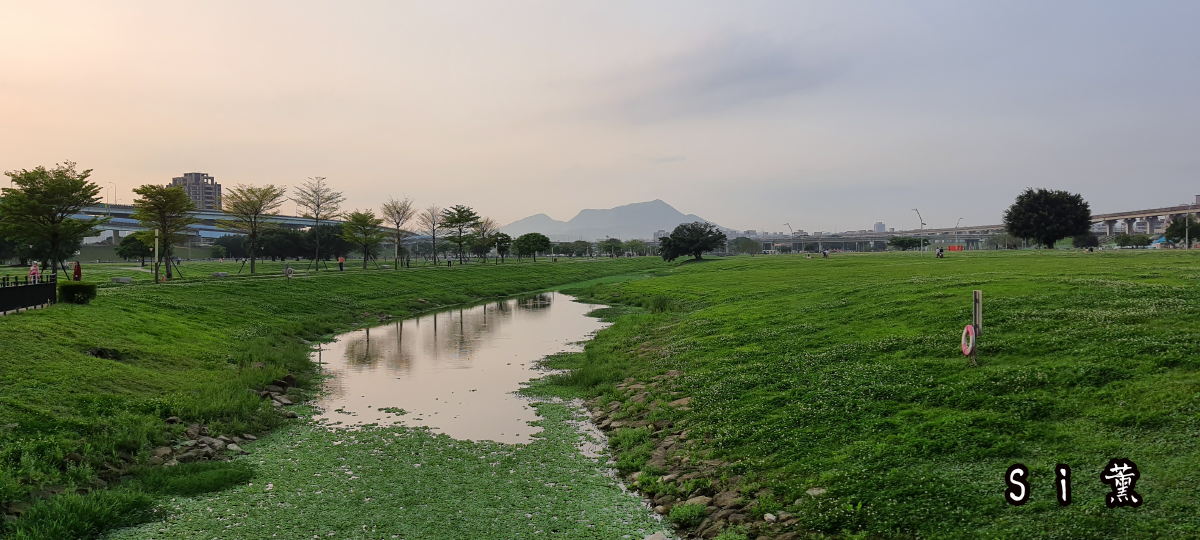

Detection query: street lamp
(955, 217), (963, 251)
(912, 208), (926, 257)
(784, 223), (793, 254)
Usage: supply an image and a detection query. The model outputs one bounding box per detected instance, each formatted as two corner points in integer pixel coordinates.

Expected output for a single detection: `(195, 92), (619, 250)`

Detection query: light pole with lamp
(912, 208), (926, 257)
(784, 223), (793, 254)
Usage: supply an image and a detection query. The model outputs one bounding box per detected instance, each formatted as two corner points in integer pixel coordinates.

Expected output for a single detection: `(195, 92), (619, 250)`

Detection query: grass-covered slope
(0, 257), (663, 537)
(563, 251), (1200, 539)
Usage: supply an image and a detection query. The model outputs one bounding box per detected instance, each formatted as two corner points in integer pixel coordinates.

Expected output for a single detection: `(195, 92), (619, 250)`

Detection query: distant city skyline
(2, 2), (1197, 234)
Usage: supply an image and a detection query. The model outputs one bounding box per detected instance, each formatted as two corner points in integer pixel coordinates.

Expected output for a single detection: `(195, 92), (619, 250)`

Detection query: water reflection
(312, 293), (606, 444)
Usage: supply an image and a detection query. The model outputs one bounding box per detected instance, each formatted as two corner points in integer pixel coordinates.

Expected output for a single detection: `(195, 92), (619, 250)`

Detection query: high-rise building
(874, 222), (886, 233)
(170, 172), (222, 210)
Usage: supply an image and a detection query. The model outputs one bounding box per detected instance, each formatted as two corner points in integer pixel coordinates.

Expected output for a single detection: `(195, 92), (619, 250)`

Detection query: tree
(381, 196), (416, 268)
(259, 228), (305, 260)
(214, 234), (247, 258)
(1115, 233), (1152, 248)
(307, 224), (353, 261)
(340, 210), (387, 268)
(659, 222), (726, 262)
(440, 205), (481, 263)
(514, 233), (551, 262)
(598, 237), (623, 257)
(1072, 234), (1100, 248)
(1003, 188), (1092, 249)
(731, 236), (760, 255)
(132, 184), (199, 280)
(985, 232), (1021, 250)
(565, 240), (592, 257)
(0, 235), (14, 264)
(472, 217), (499, 261)
(624, 239), (647, 256)
(116, 234), (153, 265)
(493, 232), (513, 262)
(1163, 218), (1200, 246)
(217, 183), (287, 274)
(416, 204), (443, 263)
(887, 237), (924, 251)
(209, 245), (227, 259)
(292, 177), (345, 271)
(0, 161), (109, 277)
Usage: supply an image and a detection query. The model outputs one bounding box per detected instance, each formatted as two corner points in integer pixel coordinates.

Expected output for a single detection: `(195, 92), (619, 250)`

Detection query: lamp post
(955, 217), (963, 251)
(1187, 201), (1193, 249)
(912, 208), (926, 257)
(784, 223), (793, 254)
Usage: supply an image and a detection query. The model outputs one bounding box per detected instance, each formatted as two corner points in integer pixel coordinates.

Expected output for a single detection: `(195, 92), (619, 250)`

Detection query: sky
(1, 1), (1198, 234)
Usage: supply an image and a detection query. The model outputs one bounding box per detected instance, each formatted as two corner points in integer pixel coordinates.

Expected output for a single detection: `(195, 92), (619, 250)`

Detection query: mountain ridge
(499, 199), (715, 241)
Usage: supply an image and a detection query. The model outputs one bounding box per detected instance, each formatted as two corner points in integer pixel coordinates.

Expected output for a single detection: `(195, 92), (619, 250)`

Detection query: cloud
(592, 33), (840, 123)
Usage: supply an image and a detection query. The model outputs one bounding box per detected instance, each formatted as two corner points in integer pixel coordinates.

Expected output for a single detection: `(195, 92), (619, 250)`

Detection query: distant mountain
(500, 200), (715, 241)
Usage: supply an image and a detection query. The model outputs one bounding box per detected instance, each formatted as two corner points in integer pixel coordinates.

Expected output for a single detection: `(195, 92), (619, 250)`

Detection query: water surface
(312, 292), (605, 444)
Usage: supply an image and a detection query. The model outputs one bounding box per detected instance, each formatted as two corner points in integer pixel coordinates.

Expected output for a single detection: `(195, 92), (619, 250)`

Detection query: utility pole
(913, 208), (926, 257)
(154, 229), (160, 283)
(955, 217), (963, 251)
(1188, 200), (1194, 249)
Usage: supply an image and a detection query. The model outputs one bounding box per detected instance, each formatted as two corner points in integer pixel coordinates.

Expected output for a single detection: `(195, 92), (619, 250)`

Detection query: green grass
(562, 250), (1200, 539)
(0, 257), (663, 538)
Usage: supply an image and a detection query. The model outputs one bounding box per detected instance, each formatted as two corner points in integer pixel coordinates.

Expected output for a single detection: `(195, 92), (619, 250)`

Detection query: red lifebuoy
(961, 324), (976, 356)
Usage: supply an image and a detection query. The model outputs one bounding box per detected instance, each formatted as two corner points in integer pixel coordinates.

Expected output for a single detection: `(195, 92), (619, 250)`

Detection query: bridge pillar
(1146, 216), (1160, 235)
(112, 229), (121, 245)
(1123, 218), (1138, 235)
(1103, 220), (1117, 236)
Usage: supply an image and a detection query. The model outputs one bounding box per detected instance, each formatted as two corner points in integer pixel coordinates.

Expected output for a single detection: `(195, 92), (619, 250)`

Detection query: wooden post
(972, 290), (982, 365)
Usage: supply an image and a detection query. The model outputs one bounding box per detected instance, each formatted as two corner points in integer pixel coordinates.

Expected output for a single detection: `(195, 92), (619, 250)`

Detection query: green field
(555, 250), (1200, 539)
(0, 257), (666, 538)
(4, 250), (1199, 539)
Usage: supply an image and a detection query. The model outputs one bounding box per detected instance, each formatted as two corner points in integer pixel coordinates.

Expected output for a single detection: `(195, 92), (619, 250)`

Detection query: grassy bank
(558, 250), (1200, 539)
(0, 257), (664, 538)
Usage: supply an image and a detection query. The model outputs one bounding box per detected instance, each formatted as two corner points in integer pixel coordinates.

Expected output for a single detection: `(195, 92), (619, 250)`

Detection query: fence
(0, 274), (58, 314)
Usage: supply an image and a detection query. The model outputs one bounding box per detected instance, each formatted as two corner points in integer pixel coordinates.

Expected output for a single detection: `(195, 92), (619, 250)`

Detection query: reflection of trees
(516, 293), (553, 311)
(344, 328), (383, 368)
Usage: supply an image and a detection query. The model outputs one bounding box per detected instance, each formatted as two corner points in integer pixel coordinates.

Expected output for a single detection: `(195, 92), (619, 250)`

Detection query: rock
(147, 456), (163, 466)
(775, 534), (798, 540)
(242, 434), (257, 441)
(232, 436), (244, 443)
(273, 395), (294, 406)
(211, 272), (228, 278)
(226, 443), (247, 455)
(669, 397), (692, 407)
(653, 505), (666, 515)
(199, 425), (209, 436)
(185, 425), (200, 440)
(805, 487), (826, 497)
(607, 401), (622, 411)
(265, 385), (284, 394)
(110, 277), (132, 284)
(777, 511), (792, 521)
(283, 374), (297, 386)
(271, 400), (282, 408)
(252, 362), (265, 369)
(728, 513), (747, 524)
(199, 437), (225, 451)
(715, 508), (735, 520)
(285, 411), (298, 418)
(64, 452), (84, 465)
(598, 418), (612, 429)
(644, 533), (667, 540)
(701, 520), (725, 538)
(631, 392), (649, 404)
(764, 513), (777, 523)
(163, 459), (179, 467)
(630, 471), (642, 482)
(176, 451), (199, 463)
(609, 421), (625, 429)
(165, 416), (181, 424)
(153, 447), (173, 458)
(684, 495), (712, 507)
(257, 390), (271, 400)
(628, 384), (646, 391)
(713, 491), (741, 508)
(660, 473), (679, 483)
(271, 379), (290, 390)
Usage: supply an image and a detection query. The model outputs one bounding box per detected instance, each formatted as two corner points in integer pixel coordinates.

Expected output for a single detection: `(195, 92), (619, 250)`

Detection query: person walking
(338, 256), (345, 272)
(73, 261), (82, 281)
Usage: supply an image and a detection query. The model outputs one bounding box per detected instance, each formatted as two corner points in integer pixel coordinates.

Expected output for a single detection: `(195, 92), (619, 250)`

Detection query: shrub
(648, 295), (671, 313)
(58, 282), (97, 304)
(2, 489), (153, 540)
(669, 503), (708, 528)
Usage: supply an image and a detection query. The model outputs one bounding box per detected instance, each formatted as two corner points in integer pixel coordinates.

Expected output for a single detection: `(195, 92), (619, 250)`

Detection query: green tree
(985, 232), (1021, 250)
(209, 244), (227, 259)
(0, 161), (109, 277)
(440, 205), (481, 263)
(566, 240), (592, 257)
(888, 237), (924, 251)
(341, 210), (388, 268)
(624, 239), (647, 256)
(1163, 218), (1200, 246)
(731, 236), (760, 255)
(659, 222), (726, 262)
(493, 232), (513, 262)
(598, 237), (623, 257)
(416, 204), (443, 263)
(1115, 233), (1152, 248)
(131, 184), (199, 280)
(218, 183), (287, 274)
(381, 196), (416, 268)
(307, 224), (353, 261)
(292, 177), (345, 271)
(514, 232), (551, 262)
(214, 234), (247, 258)
(1072, 233), (1100, 248)
(115, 234), (153, 265)
(260, 228), (305, 260)
(1003, 188), (1092, 249)
(472, 217), (499, 262)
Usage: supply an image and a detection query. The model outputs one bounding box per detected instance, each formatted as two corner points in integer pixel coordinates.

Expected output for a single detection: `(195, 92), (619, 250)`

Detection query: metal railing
(0, 274), (58, 314)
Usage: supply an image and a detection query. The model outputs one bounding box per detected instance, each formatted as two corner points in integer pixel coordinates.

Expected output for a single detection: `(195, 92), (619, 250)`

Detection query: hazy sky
(2, 1), (1197, 233)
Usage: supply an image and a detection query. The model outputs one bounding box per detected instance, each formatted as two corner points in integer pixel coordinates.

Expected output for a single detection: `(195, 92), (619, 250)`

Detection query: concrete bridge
(78, 204), (341, 243)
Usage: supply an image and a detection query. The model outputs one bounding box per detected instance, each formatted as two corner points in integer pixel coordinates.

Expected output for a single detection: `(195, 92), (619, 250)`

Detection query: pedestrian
(73, 261), (82, 281)
(28, 262), (41, 284)
(338, 256), (345, 271)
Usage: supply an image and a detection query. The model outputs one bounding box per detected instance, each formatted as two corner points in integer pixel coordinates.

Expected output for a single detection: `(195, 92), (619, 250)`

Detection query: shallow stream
(311, 292), (606, 444)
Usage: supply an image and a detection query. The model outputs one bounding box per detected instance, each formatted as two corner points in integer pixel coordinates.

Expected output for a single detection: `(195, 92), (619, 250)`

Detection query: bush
(648, 295), (671, 313)
(669, 503), (708, 528)
(2, 489), (153, 540)
(58, 282), (97, 304)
